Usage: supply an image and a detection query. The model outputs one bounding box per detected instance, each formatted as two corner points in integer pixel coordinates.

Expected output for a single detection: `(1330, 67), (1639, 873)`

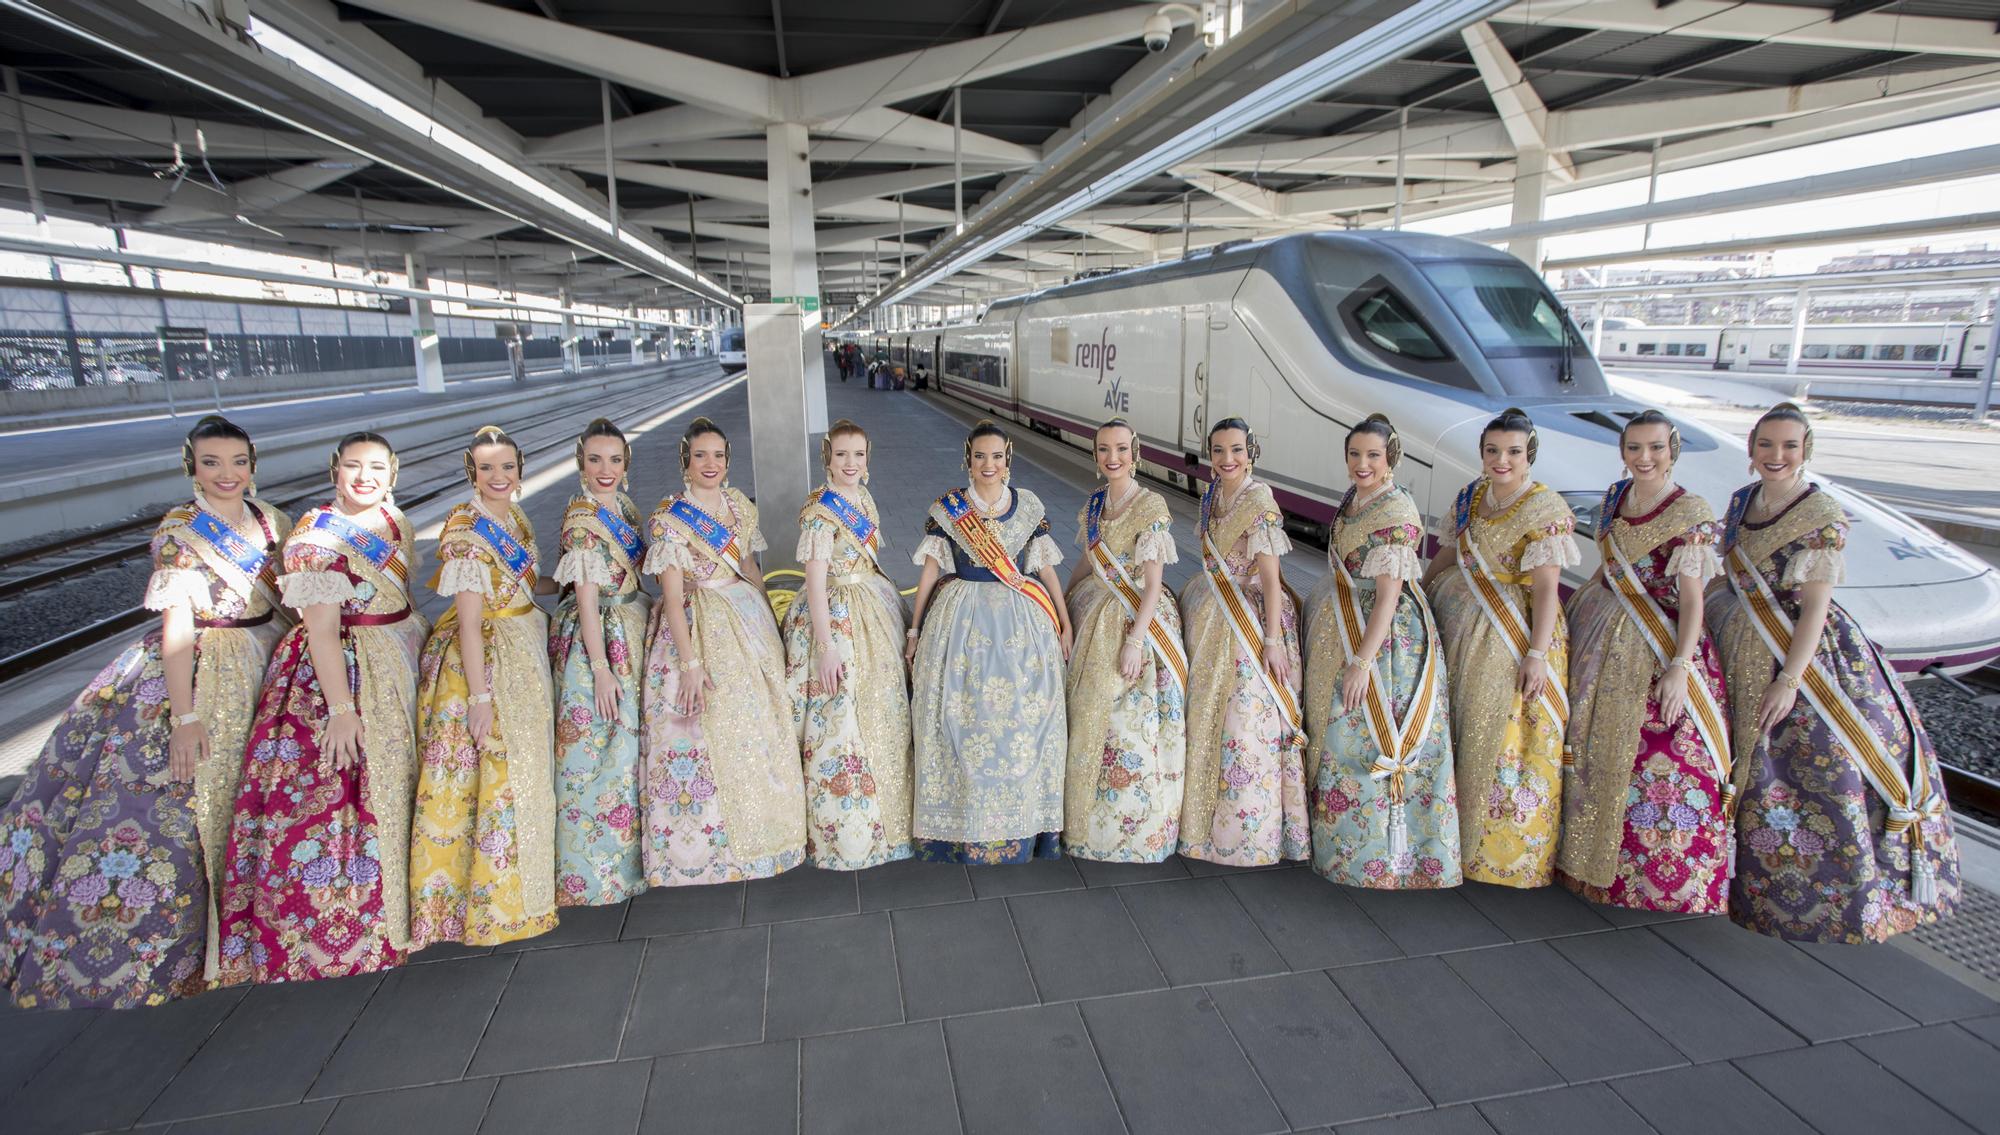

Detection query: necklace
(1482, 478), (1530, 516)
(1103, 478), (1141, 517)
(1752, 476), (1807, 520)
(197, 489), (256, 536)
(969, 483), (1008, 516)
(471, 495), (516, 532)
(1623, 479), (1671, 519)
(1347, 479), (1394, 515)
(1214, 476), (1249, 516)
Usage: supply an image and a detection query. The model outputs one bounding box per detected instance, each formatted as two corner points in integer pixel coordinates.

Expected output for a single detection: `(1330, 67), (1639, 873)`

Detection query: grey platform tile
(766, 912), (903, 1040)
(1209, 971), (1428, 1129)
(802, 1021), (959, 1135)
(943, 1004), (1124, 1135)
(1344, 888), (1508, 957)
(320, 1079), (497, 1135)
(1079, 987), (1288, 1135)
(407, 940), (494, 964)
(468, 939), (646, 1077)
(1736, 1042), (1976, 1135)
(1593, 904), (1703, 929)
(1330, 957), (1562, 1106)
(891, 900), (1037, 1020)
(1224, 868), (1402, 971)
(620, 925), (769, 1057)
(966, 855), (1084, 899)
(1852, 1024), (2000, 1133)
(0, 1005), (97, 1102)
(1608, 1063), (1814, 1135)
(1074, 856), (1192, 887)
(1653, 917), (1913, 1041)
(492, 901), (626, 952)
(1795, 938), (2000, 1024)
(162, 1099), (339, 1135)
(1007, 887), (1167, 1002)
(744, 866), (860, 925)
(1551, 926), (1800, 1062)
(1116, 876), (1287, 986)
(1335, 1108), (1494, 1135)
(5, 986), (242, 1133)
(858, 858), (972, 912)
(145, 973), (384, 1121)
(479, 1059), (651, 1135)
(1456, 882), (1612, 942)
(1442, 941), (1685, 1082)
(1474, 1084), (1650, 1135)
(1962, 1014), (2000, 1050)
(621, 881), (743, 938)
(1184, 856), (1294, 877)
(310, 953), (517, 1096)
(642, 1042), (797, 1135)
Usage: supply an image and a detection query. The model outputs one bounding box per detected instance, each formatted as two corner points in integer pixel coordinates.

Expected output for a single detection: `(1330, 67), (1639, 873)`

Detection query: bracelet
(589, 660), (611, 673)
(681, 658), (704, 672)
(1525, 647), (1547, 660)
(1776, 670), (1802, 691)
(171, 711), (202, 728)
(469, 692), (493, 705)
(905, 628), (919, 639)
(326, 700), (357, 718)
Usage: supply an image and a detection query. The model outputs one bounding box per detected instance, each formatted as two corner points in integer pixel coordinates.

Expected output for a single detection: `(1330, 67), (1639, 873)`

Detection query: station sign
(157, 325), (209, 343)
(771, 295), (821, 311)
(597, 328), (617, 340)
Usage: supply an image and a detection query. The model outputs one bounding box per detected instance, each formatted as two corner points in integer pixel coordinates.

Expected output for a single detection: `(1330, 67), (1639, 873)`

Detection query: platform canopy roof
(3, 0), (2000, 315)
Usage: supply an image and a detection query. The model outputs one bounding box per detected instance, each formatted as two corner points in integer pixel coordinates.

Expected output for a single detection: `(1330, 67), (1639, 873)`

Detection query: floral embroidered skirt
(550, 593), (651, 904)
(1062, 575), (1185, 863)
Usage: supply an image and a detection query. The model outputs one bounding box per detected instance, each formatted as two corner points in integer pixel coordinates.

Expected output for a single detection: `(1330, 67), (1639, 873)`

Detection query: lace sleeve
(1357, 543), (1421, 582)
(1664, 541), (1722, 583)
(1783, 546), (1846, 587)
(142, 534), (209, 612)
(280, 570), (357, 609)
(796, 517), (838, 565)
(913, 534), (952, 569)
(748, 525), (769, 554)
(1517, 530), (1582, 572)
(554, 547), (619, 587)
(1243, 520), (1292, 560)
(1024, 533), (1063, 573)
(642, 536), (695, 575)
(435, 555), (493, 598)
(1132, 521), (1179, 566)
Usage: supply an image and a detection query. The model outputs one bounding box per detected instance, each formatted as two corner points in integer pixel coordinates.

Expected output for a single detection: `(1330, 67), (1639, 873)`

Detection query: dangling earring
(861, 470), (870, 487)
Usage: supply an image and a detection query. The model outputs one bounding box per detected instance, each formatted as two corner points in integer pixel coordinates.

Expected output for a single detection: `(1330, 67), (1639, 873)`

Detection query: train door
(1714, 326), (1745, 370)
(1179, 304), (1210, 458)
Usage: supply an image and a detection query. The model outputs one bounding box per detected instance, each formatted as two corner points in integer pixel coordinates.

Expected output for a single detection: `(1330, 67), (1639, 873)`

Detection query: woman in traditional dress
(1303, 414), (1458, 889)
(1559, 410), (1733, 914)
(549, 418), (651, 905)
(782, 419), (912, 870)
(1179, 418), (1309, 867)
(1061, 418), (1186, 862)
(1424, 408), (1577, 888)
(408, 425), (560, 948)
(905, 419), (1071, 864)
(217, 432), (426, 983)
(640, 417), (805, 884)
(0, 416), (288, 1007)
(1708, 402), (1957, 943)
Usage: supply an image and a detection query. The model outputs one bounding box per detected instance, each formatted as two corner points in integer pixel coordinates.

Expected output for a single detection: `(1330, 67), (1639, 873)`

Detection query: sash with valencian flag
(810, 487), (886, 576)
(939, 488), (1062, 630)
(665, 495), (756, 583)
(597, 502), (645, 566)
(311, 509), (406, 583)
(1085, 486), (1187, 693)
(470, 511), (536, 590)
(187, 505), (280, 600)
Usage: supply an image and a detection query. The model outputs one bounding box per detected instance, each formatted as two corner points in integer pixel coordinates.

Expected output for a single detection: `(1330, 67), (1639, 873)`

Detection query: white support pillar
(745, 302), (812, 566)
(1508, 147), (1552, 271)
(403, 253), (445, 393)
(1976, 311), (2000, 422)
(1591, 300), (1606, 358)
(559, 288), (579, 374)
(766, 121), (828, 431)
(629, 305), (644, 365)
(1786, 286), (1809, 378)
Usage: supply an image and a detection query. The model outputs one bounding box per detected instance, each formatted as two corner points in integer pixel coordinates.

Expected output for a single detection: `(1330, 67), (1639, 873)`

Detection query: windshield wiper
(1558, 311), (1578, 385)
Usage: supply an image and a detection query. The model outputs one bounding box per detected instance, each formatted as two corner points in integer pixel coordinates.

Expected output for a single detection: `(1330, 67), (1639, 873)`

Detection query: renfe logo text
(1075, 328), (1128, 412)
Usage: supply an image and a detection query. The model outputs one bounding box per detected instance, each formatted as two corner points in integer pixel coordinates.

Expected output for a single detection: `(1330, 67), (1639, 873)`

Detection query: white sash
(1088, 531), (1188, 695)
(1200, 525), (1301, 733)
(1455, 523), (1569, 733)
(1726, 543), (1943, 902)
(1327, 541), (1441, 860)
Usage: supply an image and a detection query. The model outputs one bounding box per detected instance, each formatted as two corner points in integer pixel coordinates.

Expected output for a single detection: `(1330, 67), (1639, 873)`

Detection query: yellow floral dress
(783, 485), (912, 870)
(1430, 480), (1578, 888)
(1063, 488), (1186, 862)
(640, 489), (807, 884)
(408, 501), (559, 948)
(1178, 479), (1308, 866)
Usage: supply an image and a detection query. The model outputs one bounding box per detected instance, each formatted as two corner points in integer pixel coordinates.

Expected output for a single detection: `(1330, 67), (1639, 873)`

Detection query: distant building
(1818, 245), (1999, 273)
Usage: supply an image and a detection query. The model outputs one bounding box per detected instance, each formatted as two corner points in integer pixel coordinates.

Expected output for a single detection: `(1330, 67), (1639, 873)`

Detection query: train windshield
(1419, 261), (1575, 358)
(720, 327), (744, 352)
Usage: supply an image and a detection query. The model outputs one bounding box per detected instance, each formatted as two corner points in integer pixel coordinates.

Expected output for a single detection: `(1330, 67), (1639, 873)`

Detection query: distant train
(851, 232), (2000, 675)
(1586, 318), (1991, 377)
(718, 325), (746, 373)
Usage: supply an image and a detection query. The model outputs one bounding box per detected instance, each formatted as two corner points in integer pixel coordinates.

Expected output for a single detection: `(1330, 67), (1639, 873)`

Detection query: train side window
(1687, 343), (1707, 357)
(1913, 344), (1941, 361)
(1618, 342), (1629, 352)
(1835, 344), (1865, 360)
(1802, 344), (1830, 359)
(1770, 344), (1790, 359)
(1636, 343), (1657, 355)
(1664, 343), (1683, 356)
(1351, 290), (1449, 361)
(1874, 344), (1905, 361)
(943, 349), (1005, 387)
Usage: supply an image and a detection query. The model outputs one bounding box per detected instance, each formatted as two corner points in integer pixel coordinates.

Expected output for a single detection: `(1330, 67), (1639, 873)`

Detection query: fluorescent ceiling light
(864, 0), (1506, 312)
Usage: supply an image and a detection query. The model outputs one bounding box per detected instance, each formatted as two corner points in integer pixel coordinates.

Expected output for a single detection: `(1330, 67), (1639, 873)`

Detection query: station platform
(4, 364), (2000, 1135)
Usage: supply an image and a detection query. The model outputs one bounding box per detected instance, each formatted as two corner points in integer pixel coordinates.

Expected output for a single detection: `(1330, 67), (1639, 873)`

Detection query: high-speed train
(1587, 319), (1991, 379)
(719, 325), (747, 373)
(893, 231), (2000, 675)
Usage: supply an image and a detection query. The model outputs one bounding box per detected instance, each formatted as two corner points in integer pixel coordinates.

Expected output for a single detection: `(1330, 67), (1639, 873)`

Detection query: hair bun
(688, 416), (718, 432)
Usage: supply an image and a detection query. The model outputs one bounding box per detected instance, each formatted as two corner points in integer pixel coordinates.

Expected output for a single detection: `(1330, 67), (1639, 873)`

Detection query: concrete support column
(766, 121), (828, 432)
(629, 305), (644, 365)
(403, 253), (445, 393)
(1786, 286), (1809, 378)
(745, 302), (812, 566)
(1507, 147), (1552, 272)
(559, 289), (579, 374)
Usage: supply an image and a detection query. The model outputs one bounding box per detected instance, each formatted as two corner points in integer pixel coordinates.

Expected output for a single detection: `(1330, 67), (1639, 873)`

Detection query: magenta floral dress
(1560, 484), (1731, 914)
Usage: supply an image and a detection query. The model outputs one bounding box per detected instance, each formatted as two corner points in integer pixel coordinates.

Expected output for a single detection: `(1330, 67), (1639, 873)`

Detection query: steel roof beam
(148, 159), (372, 224)
(1460, 21), (1576, 182)
(1505, 0), (2000, 59)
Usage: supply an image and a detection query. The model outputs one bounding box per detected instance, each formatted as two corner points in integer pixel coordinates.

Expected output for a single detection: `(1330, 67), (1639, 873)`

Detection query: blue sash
(598, 503), (645, 563)
(667, 497), (740, 564)
(471, 512), (535, 585)
(312, 510), (399, 574)
(188, 507), (275, 587)
(1452, 479), (1479, 536)
(818, 488), (878, 550)
(1084, 487), (1107, 547)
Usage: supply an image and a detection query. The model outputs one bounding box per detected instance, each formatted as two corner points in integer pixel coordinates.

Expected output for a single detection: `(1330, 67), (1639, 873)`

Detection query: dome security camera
(1142, 12), (1173, 52)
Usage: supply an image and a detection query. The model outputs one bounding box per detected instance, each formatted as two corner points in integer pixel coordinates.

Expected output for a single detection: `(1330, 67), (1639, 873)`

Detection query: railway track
(1941, 663), (2000, 820)
(0, 367), (728, 685)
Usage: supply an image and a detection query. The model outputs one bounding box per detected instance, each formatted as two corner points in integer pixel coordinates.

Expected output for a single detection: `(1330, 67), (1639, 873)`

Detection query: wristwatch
(326, 700), (357, 718)
(170, 711), (202, 728)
